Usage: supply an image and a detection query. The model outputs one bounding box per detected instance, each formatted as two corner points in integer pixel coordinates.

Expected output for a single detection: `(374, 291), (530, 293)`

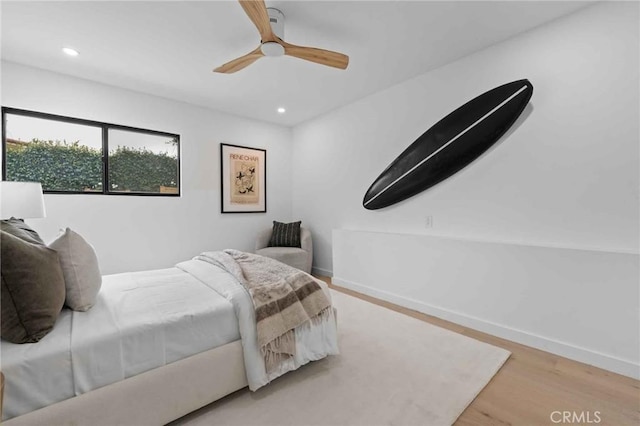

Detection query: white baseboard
(312, 266), (333, 277)
(332, 276), (640, 380)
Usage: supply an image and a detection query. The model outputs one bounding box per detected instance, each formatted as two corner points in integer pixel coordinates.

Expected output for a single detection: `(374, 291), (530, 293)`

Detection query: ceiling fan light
(261, 42), (285, 57)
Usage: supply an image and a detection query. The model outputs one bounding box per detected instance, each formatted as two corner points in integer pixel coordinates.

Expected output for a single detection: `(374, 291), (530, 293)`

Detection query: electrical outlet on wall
(425, 215), (433, 228)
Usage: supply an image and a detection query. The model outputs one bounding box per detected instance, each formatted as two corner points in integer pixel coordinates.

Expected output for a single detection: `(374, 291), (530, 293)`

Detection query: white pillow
(49, 228), (102, 311)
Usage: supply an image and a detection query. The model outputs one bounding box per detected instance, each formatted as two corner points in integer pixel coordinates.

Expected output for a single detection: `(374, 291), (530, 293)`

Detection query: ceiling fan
(213, 0), (349, 73)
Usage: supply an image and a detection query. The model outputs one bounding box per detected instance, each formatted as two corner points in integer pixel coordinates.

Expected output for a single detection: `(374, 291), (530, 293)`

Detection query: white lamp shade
(0, 181), (46, 220)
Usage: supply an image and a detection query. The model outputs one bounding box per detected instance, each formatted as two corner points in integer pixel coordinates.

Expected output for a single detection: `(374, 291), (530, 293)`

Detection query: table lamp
(0, 181), (46, 220)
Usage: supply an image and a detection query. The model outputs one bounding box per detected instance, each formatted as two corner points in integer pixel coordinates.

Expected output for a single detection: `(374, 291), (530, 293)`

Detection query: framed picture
(220, 143), (266, 213)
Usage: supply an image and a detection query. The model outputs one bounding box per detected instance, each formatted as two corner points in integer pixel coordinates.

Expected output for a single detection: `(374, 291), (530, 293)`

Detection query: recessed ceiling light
(62, 47), (79, 57)
(277, 107), (286, 114)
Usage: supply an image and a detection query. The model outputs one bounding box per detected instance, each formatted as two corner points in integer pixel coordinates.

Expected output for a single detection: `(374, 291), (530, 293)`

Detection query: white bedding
(2, 255), (339, 421)
(177, 255), (339, 391)
(1, 267), (240, 420)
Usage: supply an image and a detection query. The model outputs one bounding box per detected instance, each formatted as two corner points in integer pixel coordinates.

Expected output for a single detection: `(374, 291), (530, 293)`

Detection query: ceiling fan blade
(238, 0), (276, 42)
(281, 41), (349, 70)
(213, 46), (264, 74)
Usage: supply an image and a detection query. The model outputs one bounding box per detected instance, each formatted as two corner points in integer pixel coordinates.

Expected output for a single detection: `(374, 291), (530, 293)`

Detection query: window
(2, 107), (180, 196)
(108, 129), (179, 194)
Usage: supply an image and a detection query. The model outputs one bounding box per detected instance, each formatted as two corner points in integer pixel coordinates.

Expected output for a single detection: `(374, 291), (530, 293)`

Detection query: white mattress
(1, 267), (240, 420)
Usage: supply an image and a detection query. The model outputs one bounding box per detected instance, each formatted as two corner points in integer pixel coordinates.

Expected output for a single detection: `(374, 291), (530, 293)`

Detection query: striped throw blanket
(195, 250), (332, 373)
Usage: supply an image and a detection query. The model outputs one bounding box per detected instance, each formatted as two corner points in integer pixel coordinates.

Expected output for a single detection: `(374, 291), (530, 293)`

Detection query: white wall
(293, 2), (639, 274)
(292, 2), (639, 377)
(1, 62), (294, 274)
(333, 229), (639, 378)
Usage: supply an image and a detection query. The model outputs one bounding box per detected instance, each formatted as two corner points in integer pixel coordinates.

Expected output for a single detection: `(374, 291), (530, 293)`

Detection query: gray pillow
(268, 221), (302, 248)
(49, 228), (102, 312)
(1, 231), (66, 344)
(0, 218), (45, 245)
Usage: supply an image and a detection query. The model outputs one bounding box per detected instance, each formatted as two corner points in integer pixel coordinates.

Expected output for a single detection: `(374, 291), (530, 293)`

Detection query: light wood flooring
(318, 277), (640, 426)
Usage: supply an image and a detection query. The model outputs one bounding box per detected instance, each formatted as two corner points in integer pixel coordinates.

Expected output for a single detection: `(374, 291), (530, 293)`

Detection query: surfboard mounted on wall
(363, 79), (533, 210)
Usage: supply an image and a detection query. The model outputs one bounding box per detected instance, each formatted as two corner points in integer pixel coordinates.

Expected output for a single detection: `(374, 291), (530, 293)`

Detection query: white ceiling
(1, 1), (593, 127)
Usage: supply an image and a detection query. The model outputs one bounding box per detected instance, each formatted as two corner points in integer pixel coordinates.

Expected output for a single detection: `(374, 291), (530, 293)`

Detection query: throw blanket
(195, 250), (332, 373)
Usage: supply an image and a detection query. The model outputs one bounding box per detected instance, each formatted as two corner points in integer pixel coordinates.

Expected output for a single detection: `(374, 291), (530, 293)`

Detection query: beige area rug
(173, 290), (510, 426)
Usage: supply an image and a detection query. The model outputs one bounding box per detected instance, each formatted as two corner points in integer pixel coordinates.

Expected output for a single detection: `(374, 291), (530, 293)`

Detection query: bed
(1, 251), (339, 425)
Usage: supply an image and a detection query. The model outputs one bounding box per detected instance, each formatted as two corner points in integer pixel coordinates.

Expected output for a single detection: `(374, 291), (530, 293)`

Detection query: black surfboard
(363, 79), (533, 210)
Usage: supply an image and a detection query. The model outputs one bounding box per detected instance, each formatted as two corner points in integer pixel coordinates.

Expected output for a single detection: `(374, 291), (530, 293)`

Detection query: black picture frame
(220, 143), (266, 213)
